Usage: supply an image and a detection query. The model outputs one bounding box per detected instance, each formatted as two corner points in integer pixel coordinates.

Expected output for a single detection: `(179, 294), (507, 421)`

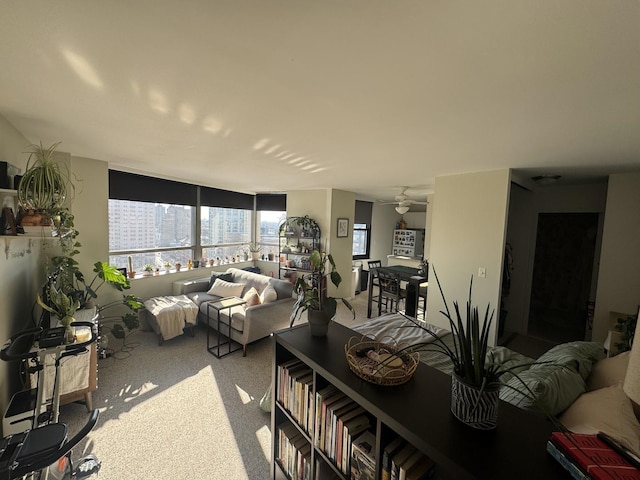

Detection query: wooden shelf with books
(271, 322), (568, 480)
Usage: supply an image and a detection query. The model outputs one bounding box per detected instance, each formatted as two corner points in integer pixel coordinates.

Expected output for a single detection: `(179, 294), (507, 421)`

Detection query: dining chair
(418, 285), (428, 320)
(367, 260), (383, 306)
(377, 270), (406, 316)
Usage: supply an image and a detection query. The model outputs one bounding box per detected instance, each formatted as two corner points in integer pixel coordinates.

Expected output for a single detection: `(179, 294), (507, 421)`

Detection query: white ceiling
(1, 1), (640, 207)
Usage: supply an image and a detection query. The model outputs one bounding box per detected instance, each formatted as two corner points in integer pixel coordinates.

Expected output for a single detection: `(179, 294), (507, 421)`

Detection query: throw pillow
(207, 272), (233, 291)
(243, 287), (261, 308)
(260, 284), (278, 304)
(500, 365), (586, 416)
(531, 341), (605, 380)
(207, 278), (245, 298)
(559, 383), (640, 456)
(587, 351), (630, 392)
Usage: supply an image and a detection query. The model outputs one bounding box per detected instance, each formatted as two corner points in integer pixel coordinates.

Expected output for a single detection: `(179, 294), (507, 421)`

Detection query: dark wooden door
(528, 212), (599, 342)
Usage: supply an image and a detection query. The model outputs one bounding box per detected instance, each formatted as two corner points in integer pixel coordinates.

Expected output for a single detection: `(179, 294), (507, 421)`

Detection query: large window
(352, 223), (370, 259)
(201, 206), (253, 261)
(352, 200), (373, 260)
(108, 170), (286, 274)
(257, 210), (286, 259)
(108, 199), (195, 271)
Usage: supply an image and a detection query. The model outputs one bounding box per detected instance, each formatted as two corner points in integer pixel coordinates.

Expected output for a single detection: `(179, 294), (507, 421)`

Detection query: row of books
(547, 432), (640, 480)
(381, 435), (435, 480)
(315, 385), (372, 476)
(277, 422), (312, 480)
(277, 359), (314, 432)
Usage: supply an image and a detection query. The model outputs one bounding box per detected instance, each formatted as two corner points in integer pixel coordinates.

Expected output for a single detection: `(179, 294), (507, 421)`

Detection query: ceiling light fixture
(395, 205), (409, 215)
(532, 174), (561, 185)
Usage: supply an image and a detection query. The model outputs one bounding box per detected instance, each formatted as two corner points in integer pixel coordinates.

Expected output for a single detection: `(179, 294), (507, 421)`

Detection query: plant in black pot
(290, 249), (355, 336)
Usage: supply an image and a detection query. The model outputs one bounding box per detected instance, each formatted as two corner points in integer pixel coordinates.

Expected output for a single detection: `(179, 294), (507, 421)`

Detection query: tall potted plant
(406, 267), (502, 430)
(290, 249), (355, 336)
(45, 257), (145, 344)
(17, 141), (74, 227)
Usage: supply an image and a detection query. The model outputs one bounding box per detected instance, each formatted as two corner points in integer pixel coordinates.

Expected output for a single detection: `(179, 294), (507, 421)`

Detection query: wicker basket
(345, 336), (419, 386)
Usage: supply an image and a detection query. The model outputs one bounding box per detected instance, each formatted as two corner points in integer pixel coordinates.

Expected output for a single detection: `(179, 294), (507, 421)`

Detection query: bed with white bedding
(351, 313), (607, 418)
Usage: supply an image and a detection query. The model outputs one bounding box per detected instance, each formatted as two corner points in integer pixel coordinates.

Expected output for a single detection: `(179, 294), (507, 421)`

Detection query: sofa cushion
(559, 383), (640, 456)
(207, 272), (233, 291)
(260, 284), (278, 304)
(587, 351), (630, 392)
(243, 287), (261, 307)
(268, 278), (293, 300)
(207, 278), (245, 298)
(531, 341), (605, 380)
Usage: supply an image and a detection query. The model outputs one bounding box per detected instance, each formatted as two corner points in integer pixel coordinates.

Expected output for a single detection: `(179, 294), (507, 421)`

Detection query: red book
(550, 432), (640, 480)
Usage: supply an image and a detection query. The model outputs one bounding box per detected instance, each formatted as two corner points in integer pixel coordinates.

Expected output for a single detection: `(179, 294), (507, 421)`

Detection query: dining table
(367, 264), (428, 318)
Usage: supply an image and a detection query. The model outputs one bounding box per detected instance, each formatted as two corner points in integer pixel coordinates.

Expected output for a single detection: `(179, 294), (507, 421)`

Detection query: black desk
(367, 265), (428, 318)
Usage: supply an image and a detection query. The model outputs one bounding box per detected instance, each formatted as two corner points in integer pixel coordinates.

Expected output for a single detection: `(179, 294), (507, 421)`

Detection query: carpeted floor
(58, 290), (552, 479)
(59, 292), (372, 480)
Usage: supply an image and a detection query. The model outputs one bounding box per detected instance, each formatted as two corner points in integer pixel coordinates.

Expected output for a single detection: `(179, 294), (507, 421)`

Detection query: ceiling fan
(379, 187), (428, 214)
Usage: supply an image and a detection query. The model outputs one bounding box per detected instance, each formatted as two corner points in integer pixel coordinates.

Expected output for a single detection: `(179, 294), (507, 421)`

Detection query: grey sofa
(174, 268), (295, 356)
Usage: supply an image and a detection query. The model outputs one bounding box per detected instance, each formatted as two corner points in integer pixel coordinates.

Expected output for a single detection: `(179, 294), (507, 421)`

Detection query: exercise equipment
(0, 322), (101, 479)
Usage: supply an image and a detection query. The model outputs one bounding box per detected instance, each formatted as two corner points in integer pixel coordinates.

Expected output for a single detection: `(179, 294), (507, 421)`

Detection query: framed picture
(337, 218), (349, 238)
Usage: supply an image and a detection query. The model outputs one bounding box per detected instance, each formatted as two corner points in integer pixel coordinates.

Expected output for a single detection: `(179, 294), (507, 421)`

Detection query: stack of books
(547, 432), (640, 480)
(381, 435), (435, 480)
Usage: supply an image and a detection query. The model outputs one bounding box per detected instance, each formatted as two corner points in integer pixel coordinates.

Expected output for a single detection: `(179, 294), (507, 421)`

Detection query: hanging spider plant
(17, 141), (73, 216)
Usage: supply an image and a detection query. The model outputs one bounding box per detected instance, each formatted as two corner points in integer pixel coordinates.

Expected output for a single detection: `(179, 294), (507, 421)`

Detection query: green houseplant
(17, 141), (74, 226)
(403, 267), (504, 430)
(290, 249), (355, 336)
(45, 257), (145, 342)
(37, 283), (81, 343)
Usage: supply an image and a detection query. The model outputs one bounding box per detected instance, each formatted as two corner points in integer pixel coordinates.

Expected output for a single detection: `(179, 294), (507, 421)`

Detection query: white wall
(594, 172), (640, 343)
(0, 117), (45, 427)
(427, 170), (511, 346)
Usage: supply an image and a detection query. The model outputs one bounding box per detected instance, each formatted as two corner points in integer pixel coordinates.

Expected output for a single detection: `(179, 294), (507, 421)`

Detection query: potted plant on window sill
(290, 249), (355, 336)
(248, 243), (262, 261)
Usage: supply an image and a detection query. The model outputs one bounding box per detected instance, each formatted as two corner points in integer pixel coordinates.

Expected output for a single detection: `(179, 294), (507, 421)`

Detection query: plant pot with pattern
(404, 268), (503, 430)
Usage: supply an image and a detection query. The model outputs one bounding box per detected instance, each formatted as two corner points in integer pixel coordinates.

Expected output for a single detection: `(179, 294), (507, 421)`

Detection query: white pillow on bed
(586, 351), (630, 392)
(559, 383), (640, 456)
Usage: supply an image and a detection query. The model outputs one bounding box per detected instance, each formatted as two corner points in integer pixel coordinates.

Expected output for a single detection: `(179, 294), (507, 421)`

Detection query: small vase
(307, 310), (331, 337)
(450, 373), (500, 430)
(63, 323), (75, 344)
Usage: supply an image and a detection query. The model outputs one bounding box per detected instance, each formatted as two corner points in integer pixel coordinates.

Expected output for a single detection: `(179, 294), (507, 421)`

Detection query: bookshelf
(271, 322), (567, 480)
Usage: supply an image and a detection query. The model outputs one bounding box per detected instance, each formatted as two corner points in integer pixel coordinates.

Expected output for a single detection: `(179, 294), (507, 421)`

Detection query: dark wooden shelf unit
(271, 322), (567, 480)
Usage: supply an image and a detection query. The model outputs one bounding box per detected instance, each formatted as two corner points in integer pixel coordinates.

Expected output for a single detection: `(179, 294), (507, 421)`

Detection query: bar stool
(367, 260), (382, 307)
(377, 270), (406, 316)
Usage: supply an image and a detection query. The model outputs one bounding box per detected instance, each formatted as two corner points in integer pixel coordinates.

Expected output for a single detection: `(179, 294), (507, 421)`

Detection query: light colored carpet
(58, 291), (553, 479)
(59, 292), (372, 480)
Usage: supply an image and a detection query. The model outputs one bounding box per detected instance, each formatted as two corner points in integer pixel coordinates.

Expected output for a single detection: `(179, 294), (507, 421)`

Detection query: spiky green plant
(17, 141), (74, 214)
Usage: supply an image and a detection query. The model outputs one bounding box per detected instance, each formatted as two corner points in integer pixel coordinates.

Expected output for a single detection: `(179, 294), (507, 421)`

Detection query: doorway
(527, 213), (599, 343)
